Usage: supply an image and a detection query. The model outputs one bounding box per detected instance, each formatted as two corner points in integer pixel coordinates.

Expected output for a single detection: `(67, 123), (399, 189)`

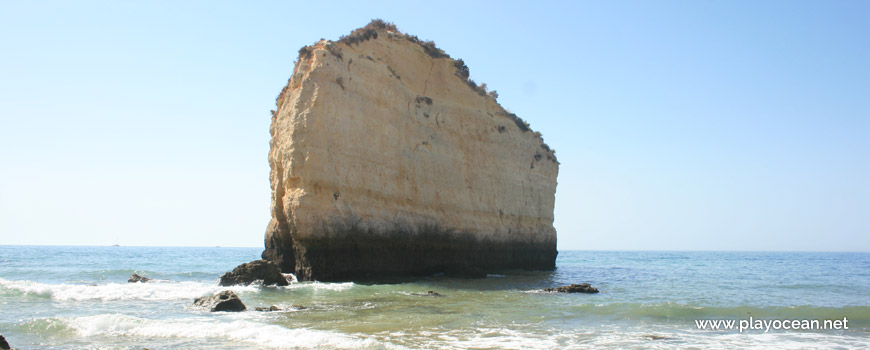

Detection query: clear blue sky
(1, 1), (867, 251)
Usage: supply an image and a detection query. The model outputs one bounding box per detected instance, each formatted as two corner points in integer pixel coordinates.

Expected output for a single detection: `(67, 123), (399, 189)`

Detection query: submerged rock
(0, 334), (9, 350)
(255, 305), (281, 312)
(412, 290), (444, 297)
(128, 273), (151, 283)
(644, 334), (671, 341)
(219, 260), (289, 286)
(262, 19), (559, 282)
(193, 290), (246, 312)
(544, 283), (599, 294)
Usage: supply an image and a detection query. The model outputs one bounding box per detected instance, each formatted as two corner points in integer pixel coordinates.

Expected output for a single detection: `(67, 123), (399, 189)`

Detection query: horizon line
(0, 244), (867, 253)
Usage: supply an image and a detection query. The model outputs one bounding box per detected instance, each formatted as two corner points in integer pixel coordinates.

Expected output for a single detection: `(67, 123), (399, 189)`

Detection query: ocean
(1, 246), (868, 349)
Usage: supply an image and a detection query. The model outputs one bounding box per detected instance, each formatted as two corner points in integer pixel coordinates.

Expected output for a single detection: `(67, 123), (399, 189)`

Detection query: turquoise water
(1, 246), (869, 349)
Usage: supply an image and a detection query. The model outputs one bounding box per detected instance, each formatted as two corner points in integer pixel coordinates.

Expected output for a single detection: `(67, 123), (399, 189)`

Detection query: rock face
(545, 283), (599, 294)
(193, 290), (246, 312)
(219, 260), (289, 286)
(262, 20), (559, 281)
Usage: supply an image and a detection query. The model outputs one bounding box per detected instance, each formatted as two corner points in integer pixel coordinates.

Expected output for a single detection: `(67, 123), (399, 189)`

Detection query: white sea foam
(284, 281), (355, 291)
(283, 273), (298, 283)
(0, 278), (256, 301)
(63, 313), (399, 349)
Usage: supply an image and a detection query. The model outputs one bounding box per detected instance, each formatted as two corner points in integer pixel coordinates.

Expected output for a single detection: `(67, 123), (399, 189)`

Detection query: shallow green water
(1, 246), (869, 349)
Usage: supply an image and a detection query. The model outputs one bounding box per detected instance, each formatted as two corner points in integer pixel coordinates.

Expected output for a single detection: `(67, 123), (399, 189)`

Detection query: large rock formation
(262, 20), (559, 281)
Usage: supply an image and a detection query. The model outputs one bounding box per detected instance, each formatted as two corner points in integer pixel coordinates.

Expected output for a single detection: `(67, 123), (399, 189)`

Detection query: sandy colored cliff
(262, 20), (559, 281)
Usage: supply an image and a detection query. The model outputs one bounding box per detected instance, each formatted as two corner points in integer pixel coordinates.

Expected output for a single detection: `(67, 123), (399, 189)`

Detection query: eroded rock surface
(263, 20), (559, 281)
(219, 260), (289, 286)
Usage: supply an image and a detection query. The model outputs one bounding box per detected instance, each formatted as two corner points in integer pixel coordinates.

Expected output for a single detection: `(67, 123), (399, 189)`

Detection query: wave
(282, 281), (355, 292)
(283, 273), (298, 283)
(27, 314), (401, 349)
(0, 278), (257, 301)
(8, 268), (222, 282)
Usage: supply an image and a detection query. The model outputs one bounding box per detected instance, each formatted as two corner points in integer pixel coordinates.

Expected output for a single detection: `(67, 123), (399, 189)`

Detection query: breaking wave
(0, 278), (257, 301)
(21, 314), (400, 349)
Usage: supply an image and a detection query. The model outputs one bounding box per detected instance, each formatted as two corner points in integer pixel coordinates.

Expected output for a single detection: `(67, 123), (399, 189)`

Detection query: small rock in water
(255, 305), (281, 312)
(412, 290), (444, 297)
(219, 260), (289, 286)
(644, 334), (670, 341)
(193, 290), (246, 312)
(544, 283), (599, 294)
(0, 334), (10, 350)
(128, 273), (151, 283)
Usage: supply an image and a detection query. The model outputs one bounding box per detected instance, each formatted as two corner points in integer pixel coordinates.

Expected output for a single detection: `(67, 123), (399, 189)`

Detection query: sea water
(1, 246), (868, 349)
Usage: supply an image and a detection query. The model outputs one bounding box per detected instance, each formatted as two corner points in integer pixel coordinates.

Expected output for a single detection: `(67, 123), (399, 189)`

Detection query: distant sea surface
(1, 246), (869, 349)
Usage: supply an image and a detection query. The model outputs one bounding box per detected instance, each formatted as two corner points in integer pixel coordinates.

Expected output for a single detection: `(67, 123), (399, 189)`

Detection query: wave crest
(0, 278), (257, 301)
(62, 314), (397, 349)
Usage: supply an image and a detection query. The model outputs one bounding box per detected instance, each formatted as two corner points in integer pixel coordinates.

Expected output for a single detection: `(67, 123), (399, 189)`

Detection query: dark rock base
(262, 219), (296, 274)
(264, 220), (556, 282)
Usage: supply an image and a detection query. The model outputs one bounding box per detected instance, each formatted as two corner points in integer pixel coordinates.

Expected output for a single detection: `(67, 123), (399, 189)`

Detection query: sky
(0, 1), (867, 251)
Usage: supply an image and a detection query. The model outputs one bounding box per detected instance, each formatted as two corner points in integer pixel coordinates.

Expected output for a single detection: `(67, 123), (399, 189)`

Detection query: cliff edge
(262, 20), (559, 281)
